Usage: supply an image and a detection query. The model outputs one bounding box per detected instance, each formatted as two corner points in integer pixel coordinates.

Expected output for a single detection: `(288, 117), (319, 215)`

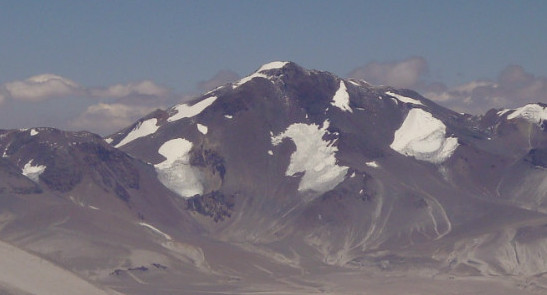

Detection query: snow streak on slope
(331, 81), (352, 112)
(507, 104), (547, 125)
(386, 91), (424, 106)
(233, 61), (288, 89)
(154, 138), (203, 198)
(497, 109), (511, 116)
(115, 118), (159, 148)
(168, 96), (217, 122)
(272, 121), (348, 193)
(139, 222), (172, 240)
(22, 160), (46, 182)
(390, 108), (458, 163)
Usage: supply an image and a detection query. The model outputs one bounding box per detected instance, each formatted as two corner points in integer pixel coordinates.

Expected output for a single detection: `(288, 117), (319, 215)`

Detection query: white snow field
(272, 120), (348, 193)
(30, 128), (38, 136)
(331, 81), (352, 112)
(507, 103), (547, 125)
(0, 240), (114, 295)
(114, 118), (159, 148)
(154, 138), (203, 198)
(21, 160), (46, 182)
(168, 96), (217, 122)
(390, 108), (459, 163)
(386, 91), (424, 106)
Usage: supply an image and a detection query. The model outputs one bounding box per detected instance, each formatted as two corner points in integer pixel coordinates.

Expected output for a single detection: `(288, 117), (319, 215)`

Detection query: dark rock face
(524, 148), (547, 167)
(40, 158), (83, 192)
(0, 128), (149, 213)
(190, 147), (226, 181)
(186, 191), (235, 222)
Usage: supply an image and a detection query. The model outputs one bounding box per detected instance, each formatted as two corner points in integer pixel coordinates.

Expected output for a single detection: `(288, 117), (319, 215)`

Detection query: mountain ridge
(1, 61), (547, 294)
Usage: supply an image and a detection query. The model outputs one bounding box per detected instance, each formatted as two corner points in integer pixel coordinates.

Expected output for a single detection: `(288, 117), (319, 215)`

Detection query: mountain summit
(1, 61), (547, 294)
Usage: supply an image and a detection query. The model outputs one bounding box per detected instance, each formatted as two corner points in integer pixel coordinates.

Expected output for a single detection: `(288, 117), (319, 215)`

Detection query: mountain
(1, 61), (547, 294)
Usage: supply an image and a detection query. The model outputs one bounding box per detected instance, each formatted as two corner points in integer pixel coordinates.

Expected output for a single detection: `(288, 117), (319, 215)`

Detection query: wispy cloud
(424, 65), (547, 113)
(349, 57), (547, 114)
(0, 74), (178, 135)
(0, 75), (172, 102)
(197, 70), (240, 92)
(90, 80), (170, 98)
(68, 103), (157, 135)
(348, 57), (428, 89)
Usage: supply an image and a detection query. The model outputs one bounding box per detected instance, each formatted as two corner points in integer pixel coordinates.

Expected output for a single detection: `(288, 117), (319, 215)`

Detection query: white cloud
(2, 74), (83, 101)
(348, 57), (428, 89)
(0, 75), (171, 103)
(0, 73), (193, 135)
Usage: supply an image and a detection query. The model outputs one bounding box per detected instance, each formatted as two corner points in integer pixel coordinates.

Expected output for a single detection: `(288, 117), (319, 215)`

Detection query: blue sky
(1, 0), (547, 134)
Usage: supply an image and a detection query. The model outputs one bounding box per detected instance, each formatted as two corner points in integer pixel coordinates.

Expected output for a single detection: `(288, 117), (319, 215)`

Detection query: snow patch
(257, 61), (289, 72)
(366, 161), (379, 168)
(224, 114), (233, 119)
(196, 123), (208, 135)
(115, 118), (159, 148)
(390, 108), (458, 163)
(139, 222), (172, 240)
(271, 120), (348, 193)
(21, 160), (46, 182)
(386, 91), (424, 106)
(104, 137), (113, 144)
(331, 81), (352, 112)
(168, 96), (217, 122)
(233, 61), (288, 89)
(348, 80), (361, 86)
(507, 104), (547, 125)
(268, 150), (273, 155)
(30, 129), (38, 136)
(154, 138), (203, 198)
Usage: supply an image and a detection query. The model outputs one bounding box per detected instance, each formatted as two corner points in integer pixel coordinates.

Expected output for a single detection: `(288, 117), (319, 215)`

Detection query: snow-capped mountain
(1, 62), (547, 294)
